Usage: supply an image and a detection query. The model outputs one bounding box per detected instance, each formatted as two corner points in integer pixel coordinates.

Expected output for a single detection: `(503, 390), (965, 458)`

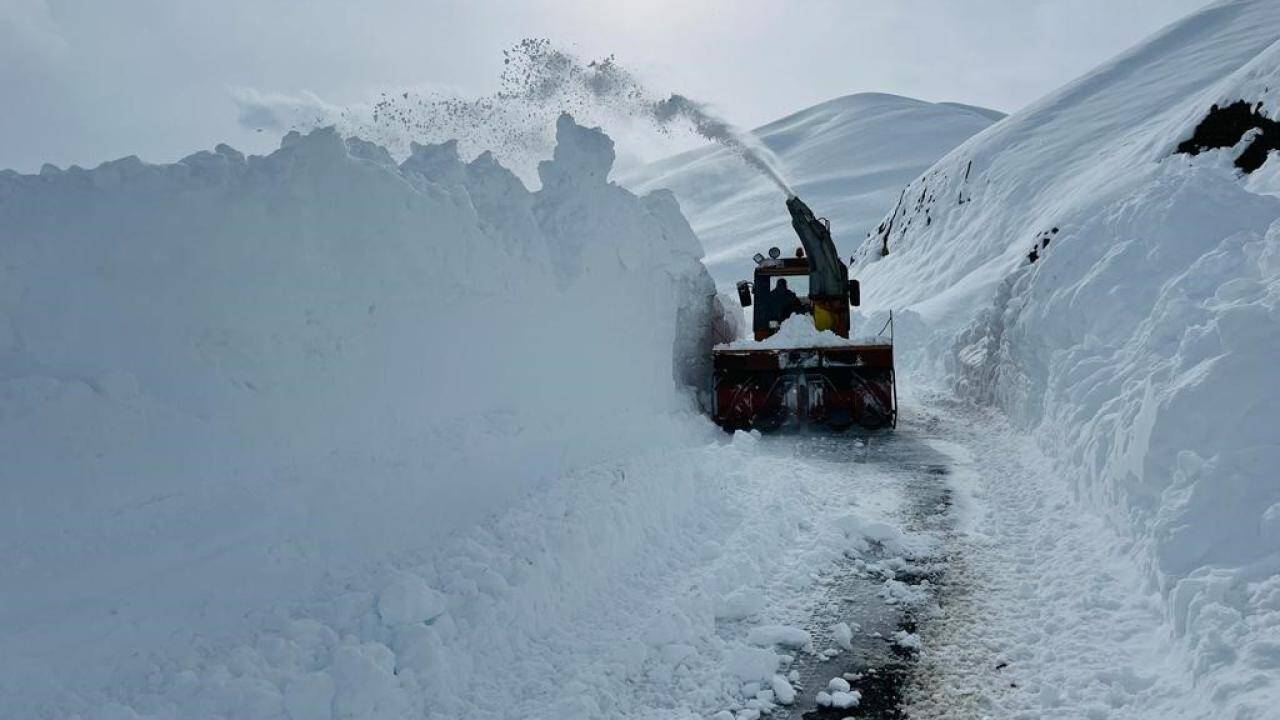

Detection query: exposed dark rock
(1176, 100), (1280, 173)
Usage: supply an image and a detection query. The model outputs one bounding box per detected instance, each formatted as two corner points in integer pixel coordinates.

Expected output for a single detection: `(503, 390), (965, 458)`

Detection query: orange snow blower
(712, 197), (896, 430)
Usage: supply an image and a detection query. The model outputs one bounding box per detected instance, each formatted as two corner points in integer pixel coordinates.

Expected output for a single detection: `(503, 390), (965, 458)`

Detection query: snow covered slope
(850, 1), (1280, 714)
(619, 93), (1002, 286)
(0, 114), (719, 715)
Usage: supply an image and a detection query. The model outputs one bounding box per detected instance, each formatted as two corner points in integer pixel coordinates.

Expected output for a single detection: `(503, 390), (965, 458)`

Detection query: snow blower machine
(712, 196), (896, 431)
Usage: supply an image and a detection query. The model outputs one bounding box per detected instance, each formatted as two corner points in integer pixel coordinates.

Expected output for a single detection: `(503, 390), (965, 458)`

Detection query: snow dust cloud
(236, 38), (794, 195)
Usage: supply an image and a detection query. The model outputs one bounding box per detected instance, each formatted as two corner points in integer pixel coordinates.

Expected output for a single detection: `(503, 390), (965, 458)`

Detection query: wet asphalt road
(760, 422), (958, 719)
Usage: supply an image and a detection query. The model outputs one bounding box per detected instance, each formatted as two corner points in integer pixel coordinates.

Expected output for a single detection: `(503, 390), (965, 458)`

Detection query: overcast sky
(2, 0), (1211, 173)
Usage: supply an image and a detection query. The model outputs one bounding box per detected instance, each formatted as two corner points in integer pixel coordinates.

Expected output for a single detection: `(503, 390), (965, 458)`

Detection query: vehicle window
(771, 276), (809, 296)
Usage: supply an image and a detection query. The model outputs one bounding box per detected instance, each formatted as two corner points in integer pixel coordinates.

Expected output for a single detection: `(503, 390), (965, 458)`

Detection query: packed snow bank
(620, 93), (1003, 287)
(716, 315), (888, 350)
(850, 0), (1280, 713)
(0, 114), (719, 714)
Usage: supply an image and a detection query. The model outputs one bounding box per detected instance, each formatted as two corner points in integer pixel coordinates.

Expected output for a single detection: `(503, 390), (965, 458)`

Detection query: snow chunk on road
(879, 578), (930, 607)
(769, 674), (796, 705)
(815, 687), (861, 709)
(831, 621), (855, 651)
(836, 515), (915, 555)
(830, 690), (862, 709)
(377, 573), (446, 626)
(746, 624), (811, 649)
(891, 630), (922, 651)
(827, 676), (851, 692)
(726, 647), (780, 682)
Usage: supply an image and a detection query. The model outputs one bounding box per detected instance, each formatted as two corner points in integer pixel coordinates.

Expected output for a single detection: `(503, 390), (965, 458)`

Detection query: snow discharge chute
(786, 195), (852, 337)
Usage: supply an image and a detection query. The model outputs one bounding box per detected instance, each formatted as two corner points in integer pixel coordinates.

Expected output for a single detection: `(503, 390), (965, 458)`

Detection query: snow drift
(0, 114), (719, 715)
(849, 0), (1280, 713)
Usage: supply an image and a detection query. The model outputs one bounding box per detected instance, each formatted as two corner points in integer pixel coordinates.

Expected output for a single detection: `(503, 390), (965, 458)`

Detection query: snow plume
(234, 38), (794, 194)
(653, 94), (794, 197)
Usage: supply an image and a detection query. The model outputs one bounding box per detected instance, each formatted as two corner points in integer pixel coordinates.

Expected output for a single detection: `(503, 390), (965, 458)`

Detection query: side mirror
(847, 279), (861, 307)
(737, 281), (753, 308)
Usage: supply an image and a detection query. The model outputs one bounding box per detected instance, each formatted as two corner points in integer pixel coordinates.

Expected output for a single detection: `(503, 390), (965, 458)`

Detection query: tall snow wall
(0, 114), (717, 709)
(851, 0), (1280, 712)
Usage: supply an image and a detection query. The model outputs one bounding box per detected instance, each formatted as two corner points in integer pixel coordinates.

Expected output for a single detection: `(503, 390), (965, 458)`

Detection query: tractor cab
(736, 247), (860, 341)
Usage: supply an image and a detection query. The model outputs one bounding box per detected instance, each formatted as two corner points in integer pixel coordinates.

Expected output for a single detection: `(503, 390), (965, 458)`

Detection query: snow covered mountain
(619, 93), (1003, 286)
(850, 0), (1280, 714)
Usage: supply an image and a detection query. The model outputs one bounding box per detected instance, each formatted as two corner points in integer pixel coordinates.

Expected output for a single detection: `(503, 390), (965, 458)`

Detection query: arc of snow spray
(241, 39), (797, 198)
(652, 94), (795, 198)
